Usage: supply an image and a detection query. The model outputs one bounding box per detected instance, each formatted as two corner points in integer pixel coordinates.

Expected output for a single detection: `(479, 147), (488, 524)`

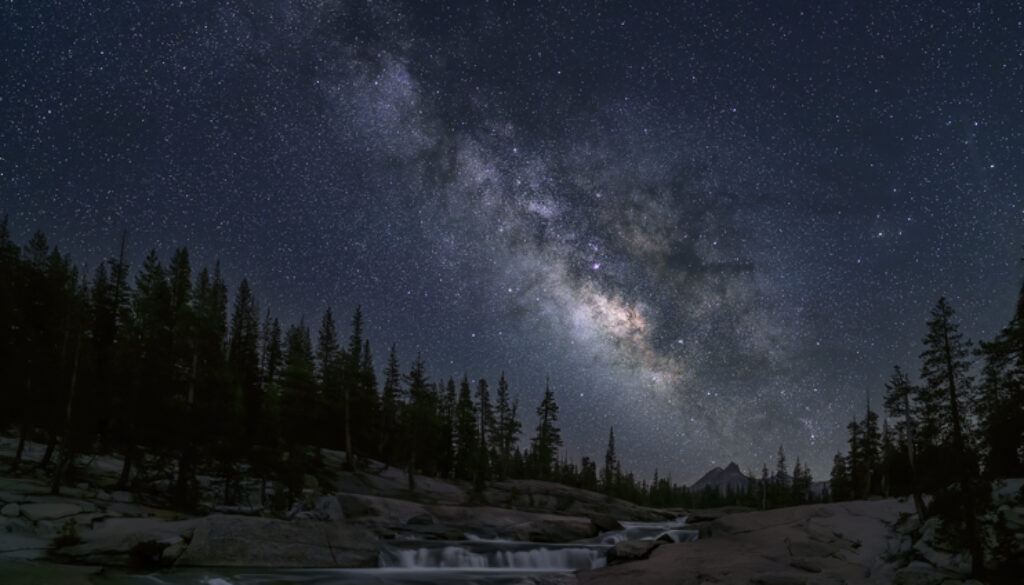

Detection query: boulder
(291, 495), (345, 521)
(686, 520), (713, 539)
(161, 540), (187, 564)
(606, 539), (661, 565)
(58, 518), (198, 566)
(999, 506), (1024, 531)
(1, 503), (19, 518)
(110, 491), (134, 504)
(106, 502), (151, 517)
(19, 503), (82, 522)
(429, 505), (598, 542)
(586, 513), (622, 533)
(913, 539), (970, 575)
(336, 492), (425, 522)
(0, 516), (48, 559)
(991, 478), (1024, 504)
(576, 499), (917, 585)
(175, 514), (378, 568)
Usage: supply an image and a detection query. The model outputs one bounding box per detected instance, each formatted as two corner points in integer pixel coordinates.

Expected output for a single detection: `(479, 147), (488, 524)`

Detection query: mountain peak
(690, 461), (751, 493)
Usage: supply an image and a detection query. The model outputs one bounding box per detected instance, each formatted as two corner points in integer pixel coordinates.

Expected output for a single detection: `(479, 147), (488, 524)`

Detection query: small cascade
(656, 528), (699, 543)
(380, 539), (610, 570)
(598, 517), (692, 544)
(379, 516), (696, 574)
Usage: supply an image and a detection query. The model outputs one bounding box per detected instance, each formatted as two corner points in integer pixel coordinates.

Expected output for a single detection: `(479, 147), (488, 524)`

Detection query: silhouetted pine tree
(340, 307), (359, 469)
(379, 345), (402, 467)
(919, 297), (985, 576)
(356, 339), (379, 459)
(860, 404), (881, 497)
(118, 249), (174, 487)
(454, 375), (478, 480)
(403, 354), (437, 489)
(579, 456), (598, 491)
(229, 279), (262, 449)
(48, 263), (91, 494)
(474, 378), (494, 489)
(279, 319), (319, 502)
(603, 427), (619, 495)
(977, 278), (1024, 477)
(844, 419), (863, 499)
(438, 377), (457, 478)
(316, 307), (342, 452)
(531, 380), (562, 479)
(829, 452), (851, 502)
(492, 373), (521, 480)
(883, 365), (926, 518)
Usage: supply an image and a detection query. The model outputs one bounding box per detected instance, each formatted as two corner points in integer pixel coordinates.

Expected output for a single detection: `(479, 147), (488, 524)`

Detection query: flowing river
(94, 517), (696, 585)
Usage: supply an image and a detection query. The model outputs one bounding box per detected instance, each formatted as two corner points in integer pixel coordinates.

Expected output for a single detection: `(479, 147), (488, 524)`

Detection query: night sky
(3, 1), (1022, 484)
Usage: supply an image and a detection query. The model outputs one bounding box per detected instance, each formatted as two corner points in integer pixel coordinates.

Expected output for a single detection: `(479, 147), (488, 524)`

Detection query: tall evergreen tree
(845, 419), (864, 499)
(229, 279), (262, 447)
(531, 380), (562, 479)
(403, 354), (437, 489)
(344, 307), (378, 468)
(438, 377), (457, 478)
(356, 339), (380, 458)
(260, 310), (283, 388)
(492, 373), (521, 480)
(278, 319), (319, 501)
(184, 265), (230, 506)
(379, 345), (403, 466)
(829, 452), (851, 502)
(454, 375), (478, 480)
(860, 403), (881, 496)
(474, 378), (494, 486)
(316, 307), (342, 455)
(919, 297), (984, 576)
(883, 365), (926, 519)
(977, 278), (1024, 477)
(118, 249), (173, 486)
(603, 426), (619, 495)
(0, 218), (23, 447)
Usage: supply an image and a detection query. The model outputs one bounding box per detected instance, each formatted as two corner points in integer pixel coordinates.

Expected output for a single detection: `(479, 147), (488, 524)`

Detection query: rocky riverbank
(577, 480), (1024, 585)
(2, 437), (1020, 584)
(0, 437), (682, 576)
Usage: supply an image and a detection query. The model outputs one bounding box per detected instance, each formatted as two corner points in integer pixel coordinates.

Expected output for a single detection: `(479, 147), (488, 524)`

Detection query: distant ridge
(690, 462), (830, 497)
(689, 461), (751, 494)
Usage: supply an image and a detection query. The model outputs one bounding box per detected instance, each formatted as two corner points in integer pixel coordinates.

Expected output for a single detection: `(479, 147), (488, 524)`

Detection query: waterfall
(380, 540), (610, 570)
(380, 517), (696, 570)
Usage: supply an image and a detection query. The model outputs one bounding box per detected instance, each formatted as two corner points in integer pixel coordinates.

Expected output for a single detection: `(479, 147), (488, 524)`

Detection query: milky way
(2, 1), (1021, 483)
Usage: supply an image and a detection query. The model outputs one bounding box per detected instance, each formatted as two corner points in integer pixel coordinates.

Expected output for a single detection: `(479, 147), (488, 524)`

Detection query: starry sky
(2, 1), (1022, 484)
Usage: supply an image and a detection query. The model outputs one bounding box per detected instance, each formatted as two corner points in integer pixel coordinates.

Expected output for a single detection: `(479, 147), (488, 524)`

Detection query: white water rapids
(94, 517), (697, 584)
(378, 516), (696, 570)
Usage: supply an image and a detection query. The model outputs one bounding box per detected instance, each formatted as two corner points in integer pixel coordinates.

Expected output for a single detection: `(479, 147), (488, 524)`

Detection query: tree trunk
(39, 433), (56, 469)
(118, 446), (134, 489)
(344, 388), (355, 471)
(903, 392), (926, 521)
(51, 332), (83, 495)
(12, 422), (29, 472)
(174, 352), (199, 510)
(12, 376), (32, 472)
(943, 331), (983, 577)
